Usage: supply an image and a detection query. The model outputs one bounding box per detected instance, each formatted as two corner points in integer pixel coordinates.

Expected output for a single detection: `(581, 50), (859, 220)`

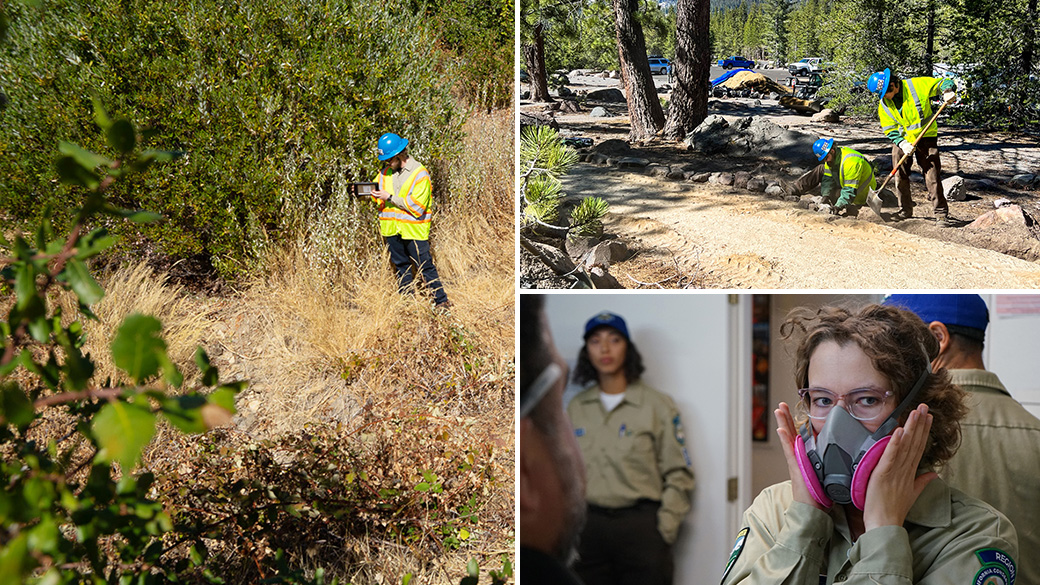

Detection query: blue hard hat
(882, 294), (989, 341)
(377, 133), (408, 161)
(867, 68), (892, 98)
(583, 311), (630, 341)
(813, 138), (835, 162)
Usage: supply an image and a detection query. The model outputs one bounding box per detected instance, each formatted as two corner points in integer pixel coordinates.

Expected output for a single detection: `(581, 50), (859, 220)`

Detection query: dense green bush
(0, 0), (466, 277)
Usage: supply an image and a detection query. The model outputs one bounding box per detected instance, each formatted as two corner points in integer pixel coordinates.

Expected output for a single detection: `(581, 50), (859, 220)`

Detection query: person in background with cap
(566, 312), (694, 585)
(520, 295), (587, 585)
(780, 138), (884, 217)
(884, 293), (1040, 585)
(865, 69), (957, 226)
(371, 132), (449, 308)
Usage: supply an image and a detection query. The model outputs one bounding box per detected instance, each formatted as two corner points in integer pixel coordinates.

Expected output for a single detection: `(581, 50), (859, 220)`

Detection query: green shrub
(0, 0), (465, 278)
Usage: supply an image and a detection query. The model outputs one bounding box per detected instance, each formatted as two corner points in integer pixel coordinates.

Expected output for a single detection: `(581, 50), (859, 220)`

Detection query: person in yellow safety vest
(780, 138), (887, 217)
(370, 132), (449, 308)
(867, 68), (957, 227)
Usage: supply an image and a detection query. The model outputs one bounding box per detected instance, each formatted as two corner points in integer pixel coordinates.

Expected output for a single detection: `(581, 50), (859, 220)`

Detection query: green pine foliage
(519, 125), (607, 237)
(0, 0), (467, 278)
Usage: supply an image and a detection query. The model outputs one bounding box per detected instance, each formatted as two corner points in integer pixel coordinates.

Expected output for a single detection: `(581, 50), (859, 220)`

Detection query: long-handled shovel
(867, 96), (955, 219)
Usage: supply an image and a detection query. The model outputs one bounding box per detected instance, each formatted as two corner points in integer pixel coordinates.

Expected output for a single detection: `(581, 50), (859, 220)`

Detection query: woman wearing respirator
(722, 304), (1018, 585)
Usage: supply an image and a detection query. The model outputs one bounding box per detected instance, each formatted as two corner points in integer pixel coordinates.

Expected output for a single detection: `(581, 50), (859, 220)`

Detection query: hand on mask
(774, 403), (830, 511)
(861, 403), (938, 532)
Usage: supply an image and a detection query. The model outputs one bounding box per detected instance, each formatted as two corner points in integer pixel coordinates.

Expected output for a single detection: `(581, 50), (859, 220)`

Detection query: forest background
(527, 0), (1039, 131)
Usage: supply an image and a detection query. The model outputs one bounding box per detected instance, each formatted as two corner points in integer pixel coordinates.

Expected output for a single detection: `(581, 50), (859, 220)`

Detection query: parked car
(718, 56), (755, 69)
(648, 56), (672, 75)
(788, 57), (828, 76)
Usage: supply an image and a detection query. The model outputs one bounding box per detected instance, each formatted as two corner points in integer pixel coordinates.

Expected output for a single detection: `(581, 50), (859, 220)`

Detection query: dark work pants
(574, 501), (673, 585)
(893, 136), (947, 217)
(384, 235), (448, 306)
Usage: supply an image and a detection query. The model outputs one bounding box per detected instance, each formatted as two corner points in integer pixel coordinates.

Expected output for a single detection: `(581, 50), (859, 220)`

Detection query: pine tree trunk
(612, 0), (665, 141)
(523, 23), (553, 103)
(663, 0), (711, 140)
(1023, 0), (1037, 76)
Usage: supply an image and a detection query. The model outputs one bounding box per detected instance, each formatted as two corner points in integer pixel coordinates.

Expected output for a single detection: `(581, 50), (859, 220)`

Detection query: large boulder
(942, 175), (967, 201)
(683, 114), (732, 154)
(587, 87), (626, 102)
(593, 139), (633, 157)
(737, 117), (819, 166)
(967, 205), (1032, 230)
(585, 240), (630, 269)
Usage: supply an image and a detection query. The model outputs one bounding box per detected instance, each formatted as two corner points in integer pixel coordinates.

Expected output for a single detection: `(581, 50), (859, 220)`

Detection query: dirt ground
(521, 74), (1040, 288)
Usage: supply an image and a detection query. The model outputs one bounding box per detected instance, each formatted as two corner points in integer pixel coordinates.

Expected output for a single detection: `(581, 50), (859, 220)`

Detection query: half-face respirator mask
(794, 362), (931, 510)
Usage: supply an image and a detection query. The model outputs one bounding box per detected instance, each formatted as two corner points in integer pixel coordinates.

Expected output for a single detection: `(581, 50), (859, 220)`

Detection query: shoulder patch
(672, 414), (686, 446)
(722, 527), (749, 582)
(974, 548), (1016, 585)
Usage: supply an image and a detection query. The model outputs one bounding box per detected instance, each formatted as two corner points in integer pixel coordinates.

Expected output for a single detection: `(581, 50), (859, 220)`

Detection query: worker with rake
(781, 138), (886, 218)
(866, 69), (957, 227)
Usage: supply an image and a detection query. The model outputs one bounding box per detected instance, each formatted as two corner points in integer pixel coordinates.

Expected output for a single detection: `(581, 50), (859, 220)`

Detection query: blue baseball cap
(583, 311), (630, 341)
(883, 294), (989, 340)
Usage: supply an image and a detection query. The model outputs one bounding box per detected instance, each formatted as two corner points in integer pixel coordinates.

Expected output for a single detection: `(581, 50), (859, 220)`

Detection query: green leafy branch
(0, 100), (246, 583)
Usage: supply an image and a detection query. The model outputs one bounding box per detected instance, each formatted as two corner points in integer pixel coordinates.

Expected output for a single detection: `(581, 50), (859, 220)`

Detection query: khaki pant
(893, 136), (947, 217)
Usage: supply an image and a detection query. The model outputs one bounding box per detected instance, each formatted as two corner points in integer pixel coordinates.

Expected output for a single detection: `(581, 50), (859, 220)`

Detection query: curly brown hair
(780, 303), (967, 470)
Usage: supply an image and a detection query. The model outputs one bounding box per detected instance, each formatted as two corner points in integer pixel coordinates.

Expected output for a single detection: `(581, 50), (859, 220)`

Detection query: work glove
(899, 140), (914, 156)
(943, 90), (956, 103)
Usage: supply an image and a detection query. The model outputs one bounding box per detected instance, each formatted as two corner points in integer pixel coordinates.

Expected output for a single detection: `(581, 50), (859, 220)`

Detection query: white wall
(541, 292), (736, 584)
(983, 294), (1040, 419)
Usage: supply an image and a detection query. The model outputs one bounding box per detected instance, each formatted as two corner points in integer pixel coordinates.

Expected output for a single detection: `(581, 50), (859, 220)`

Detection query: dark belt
(587, 499), (660, 516)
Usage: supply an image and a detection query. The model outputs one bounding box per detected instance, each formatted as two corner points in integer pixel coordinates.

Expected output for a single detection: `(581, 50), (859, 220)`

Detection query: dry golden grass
(56, 262), (209, 388)
(6, 108), (515, 585)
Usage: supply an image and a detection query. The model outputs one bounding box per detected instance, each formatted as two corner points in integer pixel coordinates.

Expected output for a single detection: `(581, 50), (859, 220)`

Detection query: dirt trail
(562, 164), (1040, 288)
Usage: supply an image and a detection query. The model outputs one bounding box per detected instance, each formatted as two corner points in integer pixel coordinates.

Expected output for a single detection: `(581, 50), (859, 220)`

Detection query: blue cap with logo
(584, 311), (630, 341)
(882, 294), (989, 340)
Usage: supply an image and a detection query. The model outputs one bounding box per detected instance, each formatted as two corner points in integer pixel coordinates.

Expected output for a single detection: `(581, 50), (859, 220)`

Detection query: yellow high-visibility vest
(877, 77), (942, 144)
(372, 163), (433, 240)
(823, 147), (877, 205)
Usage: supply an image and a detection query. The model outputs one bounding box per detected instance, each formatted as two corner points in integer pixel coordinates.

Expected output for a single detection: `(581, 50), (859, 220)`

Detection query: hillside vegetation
(0, 0), (514, 582)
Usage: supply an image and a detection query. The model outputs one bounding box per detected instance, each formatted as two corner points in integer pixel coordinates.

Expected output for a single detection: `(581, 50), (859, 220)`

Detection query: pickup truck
(788, 57), (827, 76)
(717, 56), (755, 69)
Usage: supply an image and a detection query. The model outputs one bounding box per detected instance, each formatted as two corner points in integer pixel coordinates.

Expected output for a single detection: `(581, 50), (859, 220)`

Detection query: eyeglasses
(796, 387), (894, 421)
(520, 363), (562, 418)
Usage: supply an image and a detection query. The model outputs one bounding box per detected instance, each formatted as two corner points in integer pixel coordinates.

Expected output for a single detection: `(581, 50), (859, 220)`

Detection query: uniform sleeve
(845, 523), (1018, 585)
(938, 78), (955, 92)
(722, 491), (832, 585)
(835, 185), (856, 209)
(821, 172), (838, 201)
(888, 131), (906, 145)
(655, 400), (694, 544)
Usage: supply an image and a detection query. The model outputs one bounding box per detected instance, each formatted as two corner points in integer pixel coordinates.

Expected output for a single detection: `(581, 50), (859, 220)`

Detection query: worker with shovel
(781, 139), (886, 217)
(370, 132), (450, 308)
(866, 69), (957, 226)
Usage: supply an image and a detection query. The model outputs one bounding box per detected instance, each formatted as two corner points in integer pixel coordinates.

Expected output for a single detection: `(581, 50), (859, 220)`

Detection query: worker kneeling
(783, 138), (886, 217)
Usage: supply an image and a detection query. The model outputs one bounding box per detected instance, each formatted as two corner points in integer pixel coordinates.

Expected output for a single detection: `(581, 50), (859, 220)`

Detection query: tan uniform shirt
(940, 369), (1040, 585)
(387, 157), (423, 210)
(722, 479), (1018, 585)
(566, 380), (695, 544)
